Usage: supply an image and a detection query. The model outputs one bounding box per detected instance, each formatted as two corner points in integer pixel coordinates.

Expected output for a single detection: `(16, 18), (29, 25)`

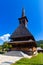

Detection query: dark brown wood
(8, 8), (37, 53)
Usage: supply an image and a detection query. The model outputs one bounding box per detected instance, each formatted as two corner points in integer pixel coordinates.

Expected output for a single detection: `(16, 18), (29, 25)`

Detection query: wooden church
(9, 8), (37, 53)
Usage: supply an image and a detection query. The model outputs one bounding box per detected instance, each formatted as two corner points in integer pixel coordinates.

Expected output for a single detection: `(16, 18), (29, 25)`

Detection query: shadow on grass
(14, 62), (43, 65)
(31, 63), (43, 65)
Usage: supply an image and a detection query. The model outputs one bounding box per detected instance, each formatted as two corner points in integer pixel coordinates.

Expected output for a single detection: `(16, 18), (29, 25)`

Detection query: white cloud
(0, 34), (10, 42)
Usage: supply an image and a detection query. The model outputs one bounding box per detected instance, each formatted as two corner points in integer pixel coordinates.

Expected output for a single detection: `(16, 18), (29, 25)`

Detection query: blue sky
(0, 0), (43, 45)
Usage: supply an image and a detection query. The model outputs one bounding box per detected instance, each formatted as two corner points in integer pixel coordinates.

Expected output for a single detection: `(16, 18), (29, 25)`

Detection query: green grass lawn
(11, 53), (43, 65)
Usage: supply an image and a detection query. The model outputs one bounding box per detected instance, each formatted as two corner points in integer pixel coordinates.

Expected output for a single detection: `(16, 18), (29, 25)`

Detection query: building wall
(9, 42), (37, 52)
(11, 47), (37, 52)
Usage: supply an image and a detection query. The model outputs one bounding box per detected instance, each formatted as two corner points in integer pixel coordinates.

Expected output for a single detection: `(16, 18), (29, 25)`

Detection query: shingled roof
(10, 8), (35, 41)
(10, 24), (33, 38)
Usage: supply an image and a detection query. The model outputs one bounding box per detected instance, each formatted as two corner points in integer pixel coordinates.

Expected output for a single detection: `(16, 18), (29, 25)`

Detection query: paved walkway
(0, 51), (32, 65)
(0, 54), (22, 65)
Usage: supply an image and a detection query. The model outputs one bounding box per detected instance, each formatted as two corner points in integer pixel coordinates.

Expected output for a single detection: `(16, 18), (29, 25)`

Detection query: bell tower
(18, 8), (28, 27)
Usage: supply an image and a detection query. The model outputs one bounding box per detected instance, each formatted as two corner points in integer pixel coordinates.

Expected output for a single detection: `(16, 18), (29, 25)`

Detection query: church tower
(9, 8), (37, 54)
(18, 8), (28, 27)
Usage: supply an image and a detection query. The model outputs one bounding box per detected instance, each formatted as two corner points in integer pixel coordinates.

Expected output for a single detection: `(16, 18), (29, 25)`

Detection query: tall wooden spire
(18, 8), (28, 27)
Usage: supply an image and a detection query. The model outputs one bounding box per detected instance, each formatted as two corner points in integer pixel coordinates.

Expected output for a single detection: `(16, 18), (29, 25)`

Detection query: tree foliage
(2, 42), (12, 51)
(37, 40), (43, 48)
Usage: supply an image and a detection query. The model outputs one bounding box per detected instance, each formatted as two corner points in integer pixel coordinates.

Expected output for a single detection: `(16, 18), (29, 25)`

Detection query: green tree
(2, 42), (12, 51)
(40, 44), (43, 49)
(37, 40), (43, 48)
(0, 45), (2, 51)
